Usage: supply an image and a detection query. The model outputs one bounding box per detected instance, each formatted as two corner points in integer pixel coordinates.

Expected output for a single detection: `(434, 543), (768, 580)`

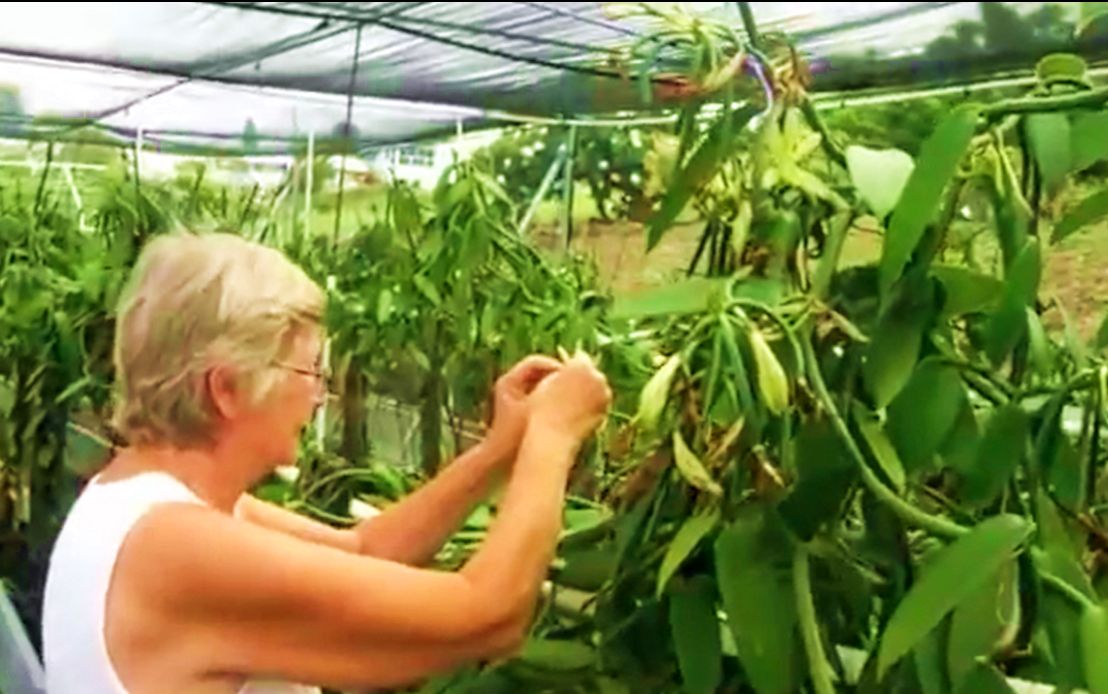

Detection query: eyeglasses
(272, 360), (332, 397)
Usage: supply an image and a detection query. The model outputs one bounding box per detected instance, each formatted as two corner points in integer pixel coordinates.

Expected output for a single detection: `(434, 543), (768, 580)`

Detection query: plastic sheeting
(0, 2), (1100, 151)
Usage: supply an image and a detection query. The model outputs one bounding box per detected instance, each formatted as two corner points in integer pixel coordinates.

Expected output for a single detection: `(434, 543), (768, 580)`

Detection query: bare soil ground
(532, 212), (1108, 340)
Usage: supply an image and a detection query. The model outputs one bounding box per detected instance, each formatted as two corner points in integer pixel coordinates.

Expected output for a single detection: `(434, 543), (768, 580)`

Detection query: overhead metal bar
(210, 0), (665, 84)
(516, 2), (643, 38)
(78, 21), (358, 131)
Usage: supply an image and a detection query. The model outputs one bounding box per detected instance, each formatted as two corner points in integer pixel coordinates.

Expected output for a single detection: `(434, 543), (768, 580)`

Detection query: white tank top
(42, 471), (321, 694)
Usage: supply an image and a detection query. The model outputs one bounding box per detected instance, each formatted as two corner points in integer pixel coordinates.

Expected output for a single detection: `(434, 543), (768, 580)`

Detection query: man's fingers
(516, 355), (563, 376)
(503, 355), (563, 392)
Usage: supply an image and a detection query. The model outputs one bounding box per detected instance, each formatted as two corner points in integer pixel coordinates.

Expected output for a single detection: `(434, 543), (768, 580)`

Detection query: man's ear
(206, 364), (241, 420)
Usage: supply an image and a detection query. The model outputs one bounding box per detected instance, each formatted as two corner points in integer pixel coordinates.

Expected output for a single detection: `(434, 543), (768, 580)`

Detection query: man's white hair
(111, 232), (324, 447)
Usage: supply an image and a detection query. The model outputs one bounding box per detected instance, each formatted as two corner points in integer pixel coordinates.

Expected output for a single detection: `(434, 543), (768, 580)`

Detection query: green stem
(1038, 566), (1095, 611)
(802, 336), (968, 539)
(1079, 387), (1098, 512)
(64, 420), (114, 451)
(730, 300), (805, 379)
(1019, 370), (1099, 401)
(812, 213), (854, 301)
(33, 141), (55, 220)
(542, 583), (597, 623)
(794, 546), (837, 694)
(992, 130), (1035, 219)
(288, 500), (355, 526)
(737, 2), (760, 48)
(982, 85), (1108, 122)
(914, 484), (975, 524)
(299, 467), (384, 502)
(566, 494), (612, 511)
(801, 99), (848, 169)
(1087, 369), (1106, 512)
(931, 177), (969, 260)
(958, 367), (1012, 406)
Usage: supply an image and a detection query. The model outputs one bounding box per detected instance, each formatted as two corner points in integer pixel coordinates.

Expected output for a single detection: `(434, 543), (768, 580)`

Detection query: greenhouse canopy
(0, 2), (1104, 153)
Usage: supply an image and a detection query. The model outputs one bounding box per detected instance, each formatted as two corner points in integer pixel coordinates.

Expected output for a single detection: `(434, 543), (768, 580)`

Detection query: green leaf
(637, 354), (682, 433)
(1053, 188), (1108, 243)
(472, 169), (514, 208)
(517, 639), (595, 671)
(991, 160), (1032, 271)
(557, 545), (616, 591)
(1080, 604), (1108, 694)
(1005, 240), (1042, 307)
(252, 478), (294, 504)
(55, 377), (90, 407)
(376, 289), (394, 323)
(730, 276), (787, 306)
(1071, 111), (1108, 173)
(960, 405), (1029, 508)
(611, 277), (729, 320)
(1025, 113), (1072, 194)
(1060, 302), (1091, 370)
(608, 275), (785, 322)
(984, 239), (1042, 365)
(941, 401), (981, 477)
(657, 506), (720, 599)
(0, 377), (13, 418)
(778, 416), (857, 540)
(670, 577), (723, 694)
(953, 663), (1015, 694)
(595, 678), (632, 694)
(876, 514), (1033, 680)
(715, 508), (798, 694)
(563, 506), (609, 534)
(1036, 53), (1088, 85)
(1026, 308), (1052, 377)
(1043, 591), (1088, 690)
(846, 145), (915, 220)
(1096, 311), (1108, 351)
(1079, 2), (1108, 35)
(413, 275), (442, 307)
(53, 310), (82, 379)
(673, 431), (723, 496)
(392, 184), (423, 234)
(1035, 488), (1095, 599)
(1048, 426), (1085, 510)
(863, 277), (937, 408)
(647, 105), (760, 250)
(880, 106), (979, 297)
(64, 419), (112, 476)
(853, 404), (906, 493)
(887, 360), (967, 474)
(913, 619), (950, 694)
(409, 347), (431, 373)
(932, 265), (1004, 318)
(947, 561), (1018, 690)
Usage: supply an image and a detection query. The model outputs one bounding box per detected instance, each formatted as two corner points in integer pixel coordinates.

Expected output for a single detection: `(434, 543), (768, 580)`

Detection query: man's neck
(104, 440), (266, 513)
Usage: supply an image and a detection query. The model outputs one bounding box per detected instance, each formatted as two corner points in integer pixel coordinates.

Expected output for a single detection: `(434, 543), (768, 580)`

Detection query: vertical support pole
(132, 127), (143, 208)
(451, 117), (464, 187)
(62, 163), (87, 231)
(737, 2), (760, 46)
(287, 152), (298, 247)
(520, 146), (567, 237)
(333, 23), (363, 251)
(304, 130), (315, 238)
(316, 274), (336, 451)
(562, 123), (578, 250)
